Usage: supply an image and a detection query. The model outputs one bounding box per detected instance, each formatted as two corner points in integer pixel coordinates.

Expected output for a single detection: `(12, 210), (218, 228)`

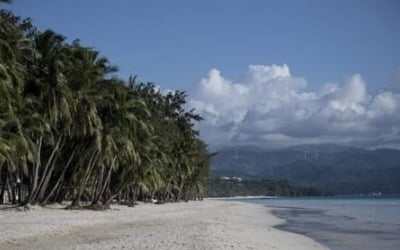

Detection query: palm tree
(0, 10), (210, 207)
(0, 10), (38, 204)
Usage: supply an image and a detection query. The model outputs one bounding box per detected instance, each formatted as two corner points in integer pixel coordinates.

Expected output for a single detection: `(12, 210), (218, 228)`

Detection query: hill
(211, 144), (400, 194)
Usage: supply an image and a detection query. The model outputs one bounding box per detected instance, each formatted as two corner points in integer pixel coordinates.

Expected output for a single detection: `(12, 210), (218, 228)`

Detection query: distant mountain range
(211, 144), (400, 194)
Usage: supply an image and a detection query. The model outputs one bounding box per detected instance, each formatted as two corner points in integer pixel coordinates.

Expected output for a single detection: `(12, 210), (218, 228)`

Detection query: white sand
(0, 200), (327, 250)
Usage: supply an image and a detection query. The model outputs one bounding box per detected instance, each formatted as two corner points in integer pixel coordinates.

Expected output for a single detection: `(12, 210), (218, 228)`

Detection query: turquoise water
(248, 197), (400, 250)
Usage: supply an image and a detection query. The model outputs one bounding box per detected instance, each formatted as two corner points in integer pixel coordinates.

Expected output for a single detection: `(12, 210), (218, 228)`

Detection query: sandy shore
(0, 200), (327, 250)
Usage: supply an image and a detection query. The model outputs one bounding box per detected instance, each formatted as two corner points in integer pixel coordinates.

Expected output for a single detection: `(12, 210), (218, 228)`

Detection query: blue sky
(5, 0), (400, 148)
(6, 0), (400, 92)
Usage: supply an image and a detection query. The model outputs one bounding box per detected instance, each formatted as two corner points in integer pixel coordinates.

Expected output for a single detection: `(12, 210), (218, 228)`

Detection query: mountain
(211, 144), (400, 194)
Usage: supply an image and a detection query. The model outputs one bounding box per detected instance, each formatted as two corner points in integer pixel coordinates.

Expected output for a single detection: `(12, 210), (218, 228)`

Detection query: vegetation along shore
(0, 9), (210, 208)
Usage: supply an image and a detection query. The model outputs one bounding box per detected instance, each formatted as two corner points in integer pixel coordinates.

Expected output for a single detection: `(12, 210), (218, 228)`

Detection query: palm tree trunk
(71, 150), (97, 207)
(117, 190), (122, 204)
(36, 159), (57, 202)
(33, 136), (63, 201)
(18, 171), (23, 203)
(0, 168), (6, 204)
(27, 136), (62, 204)
(93, 164), (112, 205)
(162, 175), (174, 201)
(177, 177), (186, 201)
(27, 136), (43, 204)
(41, 148), (76, 205)
(92, 159), (114, 205)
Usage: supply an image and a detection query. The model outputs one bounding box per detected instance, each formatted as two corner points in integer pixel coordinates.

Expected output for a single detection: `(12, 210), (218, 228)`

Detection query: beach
(0, 200), (326, 250)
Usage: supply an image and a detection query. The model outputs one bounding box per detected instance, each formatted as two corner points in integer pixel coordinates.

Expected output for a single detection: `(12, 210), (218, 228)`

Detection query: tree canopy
(0, 10), (210, 208)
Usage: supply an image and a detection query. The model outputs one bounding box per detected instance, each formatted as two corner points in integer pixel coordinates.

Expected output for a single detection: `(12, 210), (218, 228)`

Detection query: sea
(247, 196), (400, 250)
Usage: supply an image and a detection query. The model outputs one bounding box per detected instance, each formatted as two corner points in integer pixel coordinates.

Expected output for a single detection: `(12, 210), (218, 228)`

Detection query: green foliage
(207, 178), (321, 197)
(0, 10), (210, 207)
(212, 145), (400, 194)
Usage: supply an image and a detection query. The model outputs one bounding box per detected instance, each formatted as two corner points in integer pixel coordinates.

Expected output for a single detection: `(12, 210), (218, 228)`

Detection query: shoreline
(206, 195), (278, 200)
(0, 200), (327, 250)
(264, 197), (400, 250)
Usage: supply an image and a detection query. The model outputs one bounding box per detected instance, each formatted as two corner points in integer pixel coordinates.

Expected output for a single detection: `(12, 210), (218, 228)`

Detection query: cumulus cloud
(188, 64), (400, 149)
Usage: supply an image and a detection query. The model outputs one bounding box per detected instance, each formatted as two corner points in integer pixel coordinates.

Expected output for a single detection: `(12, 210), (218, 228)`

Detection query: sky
(5, 0), (400, 149)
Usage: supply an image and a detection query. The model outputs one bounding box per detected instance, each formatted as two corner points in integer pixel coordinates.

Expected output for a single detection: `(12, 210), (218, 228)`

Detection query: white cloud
(189, 64), (400, 149)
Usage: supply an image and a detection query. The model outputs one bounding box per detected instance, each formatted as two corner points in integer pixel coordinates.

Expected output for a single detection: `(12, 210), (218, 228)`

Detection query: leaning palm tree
(0, 10), (38, 204)
(0, 10), (211, 207)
